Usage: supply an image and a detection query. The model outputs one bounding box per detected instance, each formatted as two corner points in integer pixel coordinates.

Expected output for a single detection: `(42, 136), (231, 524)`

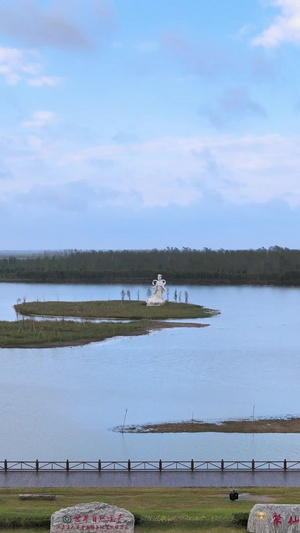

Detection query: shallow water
(0, 282), (300, 460)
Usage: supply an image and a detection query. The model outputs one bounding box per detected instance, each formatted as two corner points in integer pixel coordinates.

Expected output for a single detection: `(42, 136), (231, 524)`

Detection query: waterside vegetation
(14, 300), (215, 319)
(2, 246), (300, 285)
(0, 318), (207, 348)
(116, 417), (300, 434)
(0, 299), (215, 348)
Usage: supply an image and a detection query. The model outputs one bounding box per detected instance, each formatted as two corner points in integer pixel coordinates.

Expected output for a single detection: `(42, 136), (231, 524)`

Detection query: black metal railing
(0, 460), (299, 472)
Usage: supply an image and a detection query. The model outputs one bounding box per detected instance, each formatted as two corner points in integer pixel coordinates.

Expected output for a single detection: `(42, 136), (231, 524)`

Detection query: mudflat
(116, 417), (300, 433)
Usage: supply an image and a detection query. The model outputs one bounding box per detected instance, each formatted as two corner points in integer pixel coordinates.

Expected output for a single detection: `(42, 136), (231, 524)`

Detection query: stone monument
(247, 503), (300, 532)
(50, 502), (134, 533)
(146, 274), (166, 306)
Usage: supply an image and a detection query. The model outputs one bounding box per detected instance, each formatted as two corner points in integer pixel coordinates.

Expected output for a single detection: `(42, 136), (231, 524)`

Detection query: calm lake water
(0, 282), (300, 461)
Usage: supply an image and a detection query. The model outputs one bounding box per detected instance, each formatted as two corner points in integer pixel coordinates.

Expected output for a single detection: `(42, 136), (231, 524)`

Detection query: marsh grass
(14, 300), (216, 320)
(0, 318), (150, 348)
(121, 417), (300, 434)
(6, 300), (214, 348)
(0, 316), (208, 348)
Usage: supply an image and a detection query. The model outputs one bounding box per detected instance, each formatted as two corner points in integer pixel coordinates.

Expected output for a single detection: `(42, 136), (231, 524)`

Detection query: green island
(0, 300), (215, 348)
(0, 486), (297, 532)
(14, 299), (216, 320)
(115, 417), (300, 434)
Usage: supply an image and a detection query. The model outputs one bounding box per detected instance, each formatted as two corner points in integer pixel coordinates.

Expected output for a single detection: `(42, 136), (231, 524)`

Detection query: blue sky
(1, 0), (300, 250)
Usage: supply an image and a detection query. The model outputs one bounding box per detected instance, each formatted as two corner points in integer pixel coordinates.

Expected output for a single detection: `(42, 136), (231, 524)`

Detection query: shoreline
(114, 417), (300, 434)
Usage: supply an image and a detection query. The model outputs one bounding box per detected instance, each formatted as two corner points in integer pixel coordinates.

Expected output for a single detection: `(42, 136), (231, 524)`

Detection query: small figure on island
(146, 274), (166, 306)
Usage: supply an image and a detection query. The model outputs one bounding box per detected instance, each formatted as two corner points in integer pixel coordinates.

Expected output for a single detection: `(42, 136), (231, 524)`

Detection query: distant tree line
(1, 246), (300, 285)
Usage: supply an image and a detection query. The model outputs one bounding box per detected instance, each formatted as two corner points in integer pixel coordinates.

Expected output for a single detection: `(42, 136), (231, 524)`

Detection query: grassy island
(0, 318), (208, 348)
(115, 417), (300, 434)
(1, 300), (216, 348)
(14, 299), (217, 320)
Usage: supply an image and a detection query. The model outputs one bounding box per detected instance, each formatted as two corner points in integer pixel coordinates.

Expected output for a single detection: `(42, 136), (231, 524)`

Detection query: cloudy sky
(1, 0), (300, 250)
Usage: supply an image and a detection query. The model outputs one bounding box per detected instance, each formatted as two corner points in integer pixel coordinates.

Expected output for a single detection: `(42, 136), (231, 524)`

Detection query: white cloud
(0, 46), (62, 86)
(21, 110), (56, 128)
(58, 134), (300, 208)
(0, 47), (28, 84)
(28, 76), (63, 87)
(2, 130), (300, 210)
(253, 0), (300, 47)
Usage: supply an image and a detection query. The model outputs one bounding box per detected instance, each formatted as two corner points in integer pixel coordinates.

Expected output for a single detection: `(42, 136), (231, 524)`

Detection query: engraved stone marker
(50, 502), (134, 533)
(247, 504), (300, 532)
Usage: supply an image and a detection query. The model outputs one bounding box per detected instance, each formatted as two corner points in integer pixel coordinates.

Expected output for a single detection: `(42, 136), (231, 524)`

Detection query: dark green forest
(1, 246), (300, 285)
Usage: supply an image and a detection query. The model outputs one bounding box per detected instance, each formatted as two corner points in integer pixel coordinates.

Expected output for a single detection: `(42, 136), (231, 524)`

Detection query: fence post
(128, 460), (131, 472)
(98, 460), (101, 472)
(252, 459), (255, 472)
(4, 460), (7, 472)
(36, 459), (39, 472)
(221, 459), (224, 471)
(191, 459), (194, 472)
(284, 459), (287, 471)
(66, 459), (69, 472)
(159, 459), (162, 472)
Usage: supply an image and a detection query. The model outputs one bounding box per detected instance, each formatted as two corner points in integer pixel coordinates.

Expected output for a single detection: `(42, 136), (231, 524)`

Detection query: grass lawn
(0, 486), (298, 530)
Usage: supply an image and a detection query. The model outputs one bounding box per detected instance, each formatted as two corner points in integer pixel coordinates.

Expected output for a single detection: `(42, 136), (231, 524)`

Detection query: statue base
(146, 296), (166, 306)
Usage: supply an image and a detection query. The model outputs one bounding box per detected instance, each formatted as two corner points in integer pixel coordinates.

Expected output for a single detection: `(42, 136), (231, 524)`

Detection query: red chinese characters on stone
(56, 526), (129, 531)
(273, 512), (282, 525)
(288, 515), (300, 525)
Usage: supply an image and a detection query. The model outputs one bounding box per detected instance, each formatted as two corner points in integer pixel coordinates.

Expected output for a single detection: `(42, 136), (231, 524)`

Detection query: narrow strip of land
(115, 417), (300, 434)
(0, 319), (207, 348)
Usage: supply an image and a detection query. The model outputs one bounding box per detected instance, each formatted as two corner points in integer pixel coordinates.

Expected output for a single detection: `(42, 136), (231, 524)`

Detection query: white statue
(146, 274), (166, 306)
